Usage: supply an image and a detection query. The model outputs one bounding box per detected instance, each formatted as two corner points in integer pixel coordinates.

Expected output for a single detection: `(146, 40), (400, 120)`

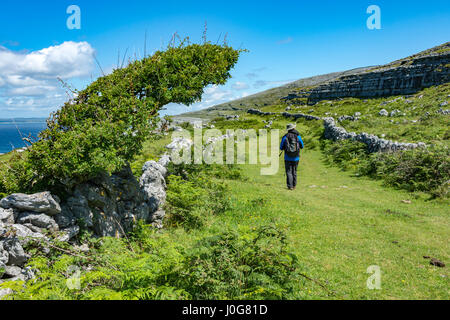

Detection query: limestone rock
(389, 109), (402, 117)
(1, 238), (29, 266)
(57, 225), (80, 242)
(140, 162), (167, 213)
(64, 193), (93, 228)
(17, 212), (59, 232)
(0, 288), (13, 300)
(0, 242), (8, 265)
(0, 208), (14, 225)
(0, 262), (5, 278)
(0, 192), (61, 216)
(54, 205), (77, 229)
(379, 109), (389, 117)
(166, 137), (193, 152)
(143, 160), (167, 179)
(306, 49), (450, 104)
(158, 154), (171, 170)
(2, 265), (34, 281)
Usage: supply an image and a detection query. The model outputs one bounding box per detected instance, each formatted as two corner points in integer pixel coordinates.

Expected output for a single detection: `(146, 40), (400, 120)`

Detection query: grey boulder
(0, 192), (61, 216)
(9, 224), (46, 244)
(57, 225), (80, 242)
(54, 206), (77, 229)
(17, 212), (59, 232)
(2, 265), (34, 282)
(0, 288), (13, 300)
(0, 208), (14, 224)
(143, 160), (167, 178)
(0, 242), (8, 265)
(0, 262), (5, 278)
(140, 163), (167, 213)
(1, 238), (29, 266)
(378, 109), (389, 117)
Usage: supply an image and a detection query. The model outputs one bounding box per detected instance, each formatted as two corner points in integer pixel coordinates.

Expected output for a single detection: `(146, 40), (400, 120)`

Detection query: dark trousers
(285, 160), (299, 189)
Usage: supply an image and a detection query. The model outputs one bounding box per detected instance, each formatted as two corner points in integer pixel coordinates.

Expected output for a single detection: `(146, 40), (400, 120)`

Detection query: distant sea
(0, 119), (47, 154)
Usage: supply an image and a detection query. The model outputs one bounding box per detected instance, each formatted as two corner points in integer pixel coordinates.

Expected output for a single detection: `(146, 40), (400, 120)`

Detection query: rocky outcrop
(0, 192), (61, 216)
(305, 45), (450, 104)
(437, 108), (450, 115)
(247, 108), (277, 117)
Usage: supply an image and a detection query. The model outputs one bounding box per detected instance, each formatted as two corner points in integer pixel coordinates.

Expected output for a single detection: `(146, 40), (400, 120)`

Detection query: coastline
(0, 119), (46, 155)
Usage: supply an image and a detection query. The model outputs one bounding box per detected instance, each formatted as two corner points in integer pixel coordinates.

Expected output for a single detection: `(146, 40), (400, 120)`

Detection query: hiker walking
(280, 124), (304, 190)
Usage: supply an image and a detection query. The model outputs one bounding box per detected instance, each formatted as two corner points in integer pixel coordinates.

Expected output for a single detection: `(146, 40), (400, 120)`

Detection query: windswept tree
(0, 41), (242, 194)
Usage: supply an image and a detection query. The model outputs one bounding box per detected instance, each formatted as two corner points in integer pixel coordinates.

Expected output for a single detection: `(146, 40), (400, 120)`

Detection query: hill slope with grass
(181, 42), (449, 119)
(1, 42), (448, 301)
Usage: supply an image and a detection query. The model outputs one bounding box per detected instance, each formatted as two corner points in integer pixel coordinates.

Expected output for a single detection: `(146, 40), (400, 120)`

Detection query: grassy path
(218, 148), (449, 299)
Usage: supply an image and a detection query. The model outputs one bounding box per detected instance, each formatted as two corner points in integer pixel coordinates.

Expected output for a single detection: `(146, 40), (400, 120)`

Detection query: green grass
(255, 83), (450, 147)
(219, 146), (449, 299)
(142, 123), (449, 299)
(2, 113), (448, 300)
(130, 133), (173, 175)
(165, 117), (449, 299)
(0, 152), (13, 163)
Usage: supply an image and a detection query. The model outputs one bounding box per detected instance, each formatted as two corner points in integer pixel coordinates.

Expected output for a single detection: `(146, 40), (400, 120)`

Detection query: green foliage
(165, 162), (237, 229)
(172, 226), (303, 299)
(0, 152), (35, 194)
(165, 175), (208, 229)
(322, 139), (450, 197)
(321, 139), (369, 171)
(211, 117), (263, 130)
(0, 42), (242, 194)
(130, 133), (172, 176)
(359, 147), (450, 197)
(1, 223), (303, 300)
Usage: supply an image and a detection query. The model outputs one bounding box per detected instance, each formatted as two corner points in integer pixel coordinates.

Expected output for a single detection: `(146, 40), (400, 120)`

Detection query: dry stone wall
(0, 136), (192, 294)
(247, 108), (426, 153)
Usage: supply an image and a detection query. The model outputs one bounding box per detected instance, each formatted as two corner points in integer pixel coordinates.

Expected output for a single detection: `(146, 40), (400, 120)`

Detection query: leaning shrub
(0, 42), (242, 195)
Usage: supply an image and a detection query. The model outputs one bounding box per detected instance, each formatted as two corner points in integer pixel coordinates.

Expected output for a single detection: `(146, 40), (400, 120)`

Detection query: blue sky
(0, 0), (449, 118)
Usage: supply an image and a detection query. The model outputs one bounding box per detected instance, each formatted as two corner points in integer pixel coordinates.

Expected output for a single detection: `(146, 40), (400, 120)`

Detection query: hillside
(180, 42), (450, 119)
(181, 67), (372, 119)
(1, 41), (448, 301)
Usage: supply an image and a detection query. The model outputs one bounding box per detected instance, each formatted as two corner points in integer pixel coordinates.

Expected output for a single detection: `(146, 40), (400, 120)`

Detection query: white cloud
(0, 41), (95, 117)
(232, 81), (250, 90)
(202, 85), (233, 104)
(162, 85), (236, 115)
